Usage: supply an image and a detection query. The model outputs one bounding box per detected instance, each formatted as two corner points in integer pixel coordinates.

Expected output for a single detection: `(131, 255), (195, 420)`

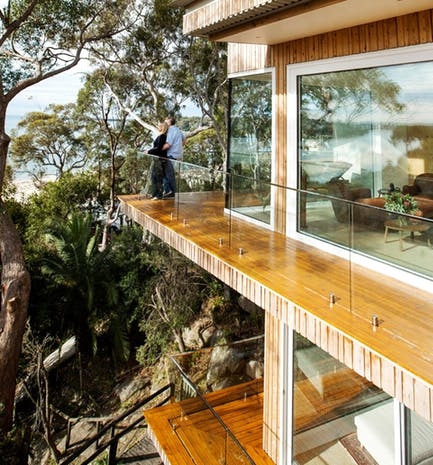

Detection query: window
(290, 46), (433, 280)
(228, 72), (273, 225)
(293, 334), (390, 464)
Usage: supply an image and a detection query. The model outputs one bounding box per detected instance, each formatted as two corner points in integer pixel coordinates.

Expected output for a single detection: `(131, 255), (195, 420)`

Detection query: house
(119, 2), (433, 464)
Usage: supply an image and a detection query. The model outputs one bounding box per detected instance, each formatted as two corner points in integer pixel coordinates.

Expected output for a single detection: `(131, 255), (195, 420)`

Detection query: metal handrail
(59, 383), (173, 465)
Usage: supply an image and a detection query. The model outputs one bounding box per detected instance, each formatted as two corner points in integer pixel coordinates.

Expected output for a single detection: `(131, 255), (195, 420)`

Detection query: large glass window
(298, 59), (433, 279)
(293, 334), (390, 464)
(228, 73), (272, 224)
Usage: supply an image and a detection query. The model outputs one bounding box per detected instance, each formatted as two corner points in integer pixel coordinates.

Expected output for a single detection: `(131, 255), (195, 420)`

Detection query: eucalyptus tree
(76, 68), (142, 250)
(9, 103), (87, 183)
(0, 0), (141, 434)
(93, 0), (228, 160)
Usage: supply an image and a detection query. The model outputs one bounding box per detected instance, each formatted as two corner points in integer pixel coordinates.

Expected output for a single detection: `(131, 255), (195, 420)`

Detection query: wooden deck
(143, 372), (381, 465)
(144, 379), (274, 465)
(119, 191), (433, 386)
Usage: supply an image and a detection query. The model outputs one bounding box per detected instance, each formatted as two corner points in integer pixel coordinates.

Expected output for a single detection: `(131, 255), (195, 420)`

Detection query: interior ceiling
(203, 0), (433, 45)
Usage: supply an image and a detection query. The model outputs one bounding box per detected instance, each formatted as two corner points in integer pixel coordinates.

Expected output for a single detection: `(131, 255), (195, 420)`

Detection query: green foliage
(185, 128), (224, 169)
(0, 0), (135, 93)
(0, 425), (30, 465)
(40, 211), (115, 357)
(23, 171), (99, 245)
(135, 243), (209, 365)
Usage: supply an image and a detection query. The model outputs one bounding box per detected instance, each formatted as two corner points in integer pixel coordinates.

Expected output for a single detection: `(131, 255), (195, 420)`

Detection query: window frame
(286, 42), (433, 291)
(227, 68), (276, 229)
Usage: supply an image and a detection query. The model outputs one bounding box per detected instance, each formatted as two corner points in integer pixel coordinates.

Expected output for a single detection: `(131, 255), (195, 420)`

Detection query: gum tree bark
(0, 201), (31, 432)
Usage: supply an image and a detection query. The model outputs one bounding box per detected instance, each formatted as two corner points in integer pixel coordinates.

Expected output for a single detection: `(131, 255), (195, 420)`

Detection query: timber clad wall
(228, 10), (433, 74)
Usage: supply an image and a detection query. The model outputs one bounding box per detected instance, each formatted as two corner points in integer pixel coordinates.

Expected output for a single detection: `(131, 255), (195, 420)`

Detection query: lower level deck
(144, 379), (273, 465)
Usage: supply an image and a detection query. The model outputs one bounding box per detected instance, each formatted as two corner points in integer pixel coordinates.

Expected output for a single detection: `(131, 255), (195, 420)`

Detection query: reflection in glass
(298, 61), (433, 279)
(229, 73), (272, 224)
(409, 409), (433, 465)
(293, 333), (390, 464)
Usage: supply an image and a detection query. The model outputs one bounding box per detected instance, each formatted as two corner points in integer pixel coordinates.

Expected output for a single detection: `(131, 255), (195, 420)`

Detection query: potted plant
(384, 192), (420, 224)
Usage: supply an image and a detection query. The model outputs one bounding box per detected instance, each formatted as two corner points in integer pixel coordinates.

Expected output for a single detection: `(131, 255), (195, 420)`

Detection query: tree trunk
(0, 202), (31, 433)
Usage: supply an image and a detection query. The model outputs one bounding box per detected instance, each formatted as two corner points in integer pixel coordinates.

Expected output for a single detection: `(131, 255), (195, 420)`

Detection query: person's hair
(158, 121), (169, 134)
(166, 116), (176, 126)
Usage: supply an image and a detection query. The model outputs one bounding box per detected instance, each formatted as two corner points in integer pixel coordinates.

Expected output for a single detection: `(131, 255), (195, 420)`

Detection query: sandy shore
(13, 175), (56, 201)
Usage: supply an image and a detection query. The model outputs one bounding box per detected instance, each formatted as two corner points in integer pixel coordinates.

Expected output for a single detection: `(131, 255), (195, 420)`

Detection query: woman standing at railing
(146, 121), (169, 200)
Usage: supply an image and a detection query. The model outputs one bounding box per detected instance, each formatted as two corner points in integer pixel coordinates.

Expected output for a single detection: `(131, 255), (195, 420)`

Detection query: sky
(7, 63), (89, 119)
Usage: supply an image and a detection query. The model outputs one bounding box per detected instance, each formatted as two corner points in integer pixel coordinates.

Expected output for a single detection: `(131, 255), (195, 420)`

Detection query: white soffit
(211, 0), (433, 44)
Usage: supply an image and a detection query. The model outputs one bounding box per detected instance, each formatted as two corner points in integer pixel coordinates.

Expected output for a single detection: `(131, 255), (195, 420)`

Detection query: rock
(182, 317), (215, 348)
(246, 360), (264, 379)
(206, 346), (246, 389)
(238, 296), (261, 315)
(116, 377), (149, 404)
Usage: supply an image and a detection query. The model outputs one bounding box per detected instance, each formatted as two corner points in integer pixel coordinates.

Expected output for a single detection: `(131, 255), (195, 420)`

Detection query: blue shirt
(166, 125), (185, 160)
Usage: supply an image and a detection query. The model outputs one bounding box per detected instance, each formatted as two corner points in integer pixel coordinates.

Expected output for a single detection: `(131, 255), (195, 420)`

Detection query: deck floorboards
(119, 191), (433, 386)
(144, 380), (273, 465)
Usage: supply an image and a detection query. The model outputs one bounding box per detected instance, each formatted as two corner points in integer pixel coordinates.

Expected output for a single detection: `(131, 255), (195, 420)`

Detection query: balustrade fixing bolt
(218, 237), (224, 245)
(372, 314), (379, 327)
(329, 293), (336, 305)
(239, 247), (244, 255)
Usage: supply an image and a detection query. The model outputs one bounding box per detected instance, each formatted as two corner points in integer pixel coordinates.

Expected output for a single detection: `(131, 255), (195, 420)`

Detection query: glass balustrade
(132, 152), (433, 287)
(168, 336), (264, 465)
(128, 154), (433, 465)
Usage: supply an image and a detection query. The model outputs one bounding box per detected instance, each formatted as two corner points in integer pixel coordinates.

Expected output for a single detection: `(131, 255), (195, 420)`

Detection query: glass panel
(293, 333), (390, 465)
(229, 73), (272, 224)
(169, 338), (264, 465)
(409, 409), (433, 465)
(298, 60), (433, 279)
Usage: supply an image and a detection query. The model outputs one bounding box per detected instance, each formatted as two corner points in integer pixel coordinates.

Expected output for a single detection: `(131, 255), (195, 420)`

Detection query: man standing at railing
(162, 116), (186, 198)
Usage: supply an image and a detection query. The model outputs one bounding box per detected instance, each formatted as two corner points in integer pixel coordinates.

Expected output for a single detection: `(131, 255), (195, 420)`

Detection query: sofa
(327, 175), (433, 230)
(403, 173), (433, 202)
(327, 178), (372, 223)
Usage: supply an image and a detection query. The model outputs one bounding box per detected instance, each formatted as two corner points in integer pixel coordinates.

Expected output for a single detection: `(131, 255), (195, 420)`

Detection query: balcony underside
(119, 191), (433, 419)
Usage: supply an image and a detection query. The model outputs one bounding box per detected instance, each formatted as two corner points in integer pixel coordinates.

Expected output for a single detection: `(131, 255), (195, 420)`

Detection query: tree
(41, 212), (116, 362)
(0, 0), (140, 434)
(77, 68), (141, 250)
(92, 0), (228, 162)
(300, 68), (405, 140)
(10, 103), (86, 183)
